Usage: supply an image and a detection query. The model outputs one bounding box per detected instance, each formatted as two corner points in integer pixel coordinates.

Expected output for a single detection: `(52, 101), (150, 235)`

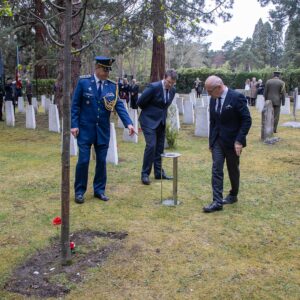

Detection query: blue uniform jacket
(71, 75), (132, 146)
(209, 88), (252, 149)
(137, 81), (176, 129)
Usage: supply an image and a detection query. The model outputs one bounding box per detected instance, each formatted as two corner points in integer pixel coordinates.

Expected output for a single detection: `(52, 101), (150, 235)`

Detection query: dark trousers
(0, 99), (3, 120)
(141, 122), (165, 177)
(27, 94), (32, 105)
(75, 142), (109, 196)
(273, 105), (280, 133)
(211, 139), (240, 205)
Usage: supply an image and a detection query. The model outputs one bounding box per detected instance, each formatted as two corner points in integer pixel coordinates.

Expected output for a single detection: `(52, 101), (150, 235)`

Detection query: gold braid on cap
(103, 84), (118, 111)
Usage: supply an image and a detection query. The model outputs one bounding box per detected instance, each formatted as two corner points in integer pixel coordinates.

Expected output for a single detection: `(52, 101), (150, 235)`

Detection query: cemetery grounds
(0, 105), (299, 300)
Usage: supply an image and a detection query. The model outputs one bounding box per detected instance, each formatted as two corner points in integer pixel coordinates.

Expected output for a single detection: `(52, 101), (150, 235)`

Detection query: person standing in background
(25, 78), (33, 105)
(263, 71), (286, 133)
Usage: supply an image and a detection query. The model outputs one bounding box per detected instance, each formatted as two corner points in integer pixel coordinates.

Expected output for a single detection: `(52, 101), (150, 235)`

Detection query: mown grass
(0, 105), (299, 300)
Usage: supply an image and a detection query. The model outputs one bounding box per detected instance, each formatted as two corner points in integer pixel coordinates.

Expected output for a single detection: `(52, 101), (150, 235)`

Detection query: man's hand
(234, 141), (243, 156)
(127, 124), (136, 136)
(71, 128), (79, 137)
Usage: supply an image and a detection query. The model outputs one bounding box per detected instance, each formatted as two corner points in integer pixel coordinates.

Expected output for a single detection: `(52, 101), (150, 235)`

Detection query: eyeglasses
(207, 86), (219, 93)
(165, 78), (176, 86)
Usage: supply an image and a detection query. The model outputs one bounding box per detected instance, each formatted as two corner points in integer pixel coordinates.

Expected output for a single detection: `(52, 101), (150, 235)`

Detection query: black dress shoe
(222, 195), (238, 205)
(141, 176), (150, 185)
(94, 193), (110, 201)
(155, 174), (173, 180)
(75, 194), (84, 204)
(203, 201), (223, 213)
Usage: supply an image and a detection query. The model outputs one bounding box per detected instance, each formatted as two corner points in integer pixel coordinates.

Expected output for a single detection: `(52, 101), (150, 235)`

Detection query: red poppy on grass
(52, 216), (62, 226)
(70, 241), (75, 250)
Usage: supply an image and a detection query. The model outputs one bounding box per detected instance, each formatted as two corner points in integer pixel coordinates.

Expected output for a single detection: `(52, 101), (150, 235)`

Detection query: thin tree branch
(71, 0), (88, 37)
(29, 10), (64, 48)
(44, 0), (66, 11)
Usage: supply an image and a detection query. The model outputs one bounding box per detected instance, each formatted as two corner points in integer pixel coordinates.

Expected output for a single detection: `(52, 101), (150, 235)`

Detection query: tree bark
(61, 0), (72, 266)
(34, 0), (48, 79)
(150, 0), (165, 82)
(55, 1), (81, 117)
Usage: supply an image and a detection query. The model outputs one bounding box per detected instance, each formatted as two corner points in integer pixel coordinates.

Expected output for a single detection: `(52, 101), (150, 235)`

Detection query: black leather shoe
(155, 174), (173, 180)
(222, 195), (238, 205)
(203, 201), (223, 213)
(75, 194), (84, 204)
(94, 193), (109, 201)
(141, 176), (150, 185)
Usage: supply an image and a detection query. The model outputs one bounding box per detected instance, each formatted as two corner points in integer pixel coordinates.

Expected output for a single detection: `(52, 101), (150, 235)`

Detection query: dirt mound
(5, 230), (128, 298)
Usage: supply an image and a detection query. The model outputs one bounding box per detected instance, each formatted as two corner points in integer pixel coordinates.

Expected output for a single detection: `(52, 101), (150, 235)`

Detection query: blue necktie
(165, 89), (169, 103)
(217, 97), (222, 114)
(98, 80), (102, 96)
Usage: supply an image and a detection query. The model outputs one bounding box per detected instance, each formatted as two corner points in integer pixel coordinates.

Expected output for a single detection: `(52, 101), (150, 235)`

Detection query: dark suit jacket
(137, 81), (176, 129)
(209, 89), (252, 149)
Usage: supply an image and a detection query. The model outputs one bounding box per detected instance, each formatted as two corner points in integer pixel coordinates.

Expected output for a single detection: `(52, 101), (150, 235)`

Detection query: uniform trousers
(75, 142), (108, 196)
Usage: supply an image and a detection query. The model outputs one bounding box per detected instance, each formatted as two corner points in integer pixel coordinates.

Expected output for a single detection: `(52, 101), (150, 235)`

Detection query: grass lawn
(0, 105), (299, 299)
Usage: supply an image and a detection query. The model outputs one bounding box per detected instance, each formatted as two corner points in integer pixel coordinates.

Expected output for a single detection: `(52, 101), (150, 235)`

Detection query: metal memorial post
(160, 152), (181, 206)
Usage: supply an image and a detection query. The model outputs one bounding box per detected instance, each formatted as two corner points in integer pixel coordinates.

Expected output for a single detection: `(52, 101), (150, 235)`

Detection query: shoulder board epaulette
(79, 74), (92, 79)
(107, 79), (116, 84)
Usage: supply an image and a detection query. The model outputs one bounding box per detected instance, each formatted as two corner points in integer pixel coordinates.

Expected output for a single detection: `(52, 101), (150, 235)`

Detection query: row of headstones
(16, 95), (54, 114)
(4, 101), (60, 132)
(175, 94), (211, 137)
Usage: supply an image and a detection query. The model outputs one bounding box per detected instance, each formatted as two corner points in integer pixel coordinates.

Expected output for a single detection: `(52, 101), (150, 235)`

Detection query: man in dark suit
(71, 56), (135, 204)
(263, 71), (286, 133)
(203, 75), (252, 213)
(137, 69), (178, 185)
(130, 79), (139, 109)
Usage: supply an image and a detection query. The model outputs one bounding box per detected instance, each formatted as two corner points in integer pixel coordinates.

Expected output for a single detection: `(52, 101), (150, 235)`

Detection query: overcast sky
(205, 0), (272, 50)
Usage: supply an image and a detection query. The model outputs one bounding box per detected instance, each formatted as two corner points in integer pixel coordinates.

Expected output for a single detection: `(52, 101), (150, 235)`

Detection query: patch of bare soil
(5, 230), (128, 298)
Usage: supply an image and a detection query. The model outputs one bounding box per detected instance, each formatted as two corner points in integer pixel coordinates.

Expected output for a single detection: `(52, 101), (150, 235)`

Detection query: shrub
(165, 123), (178, 149)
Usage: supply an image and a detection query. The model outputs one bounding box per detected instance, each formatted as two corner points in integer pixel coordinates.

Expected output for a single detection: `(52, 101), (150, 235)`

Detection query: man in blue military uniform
(71, 56), (135, 204)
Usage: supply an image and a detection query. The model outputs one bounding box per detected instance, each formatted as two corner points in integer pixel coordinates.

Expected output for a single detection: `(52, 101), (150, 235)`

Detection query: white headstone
(183, 101), (194, 124)
(107, 122), (118, 165)
(32, 97), (38, 113)
(123, 108), (138, 143)
(201, 95), (210, 107)
(70, 134), (78, 156)
(5, 101), (15, 126)
(18, 96), (25, 113)
(256, 95), (265, 113)
(117, 99), (128, 128)
(195, 105), (209, 137)
(41, 95), (46, 108)
(296, 95), (300, 110)
(44, 98), (51, 114)
(176, 97), (184, 115)
(167, 103), (180, 131)
(25, 105), (36, 129)
(189, 93), (196, 106)
(49, 104), (60, 132)
(280, 98), (290, 115)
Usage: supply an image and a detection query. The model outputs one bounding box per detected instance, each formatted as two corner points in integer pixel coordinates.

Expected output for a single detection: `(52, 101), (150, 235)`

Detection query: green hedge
(176, 68), (300, 93)
(32, 79), (56, 97)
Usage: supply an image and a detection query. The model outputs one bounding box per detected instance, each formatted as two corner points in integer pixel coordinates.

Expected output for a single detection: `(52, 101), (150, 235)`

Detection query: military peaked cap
(95, 56), (115, 71)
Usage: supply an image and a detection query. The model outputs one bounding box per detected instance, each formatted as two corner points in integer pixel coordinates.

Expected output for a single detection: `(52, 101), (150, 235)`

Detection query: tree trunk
(55, 1), (81, 117)
(34, 0), (48, 78)
(61, 0), (72, 266)
(150, 0), (165, 82)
